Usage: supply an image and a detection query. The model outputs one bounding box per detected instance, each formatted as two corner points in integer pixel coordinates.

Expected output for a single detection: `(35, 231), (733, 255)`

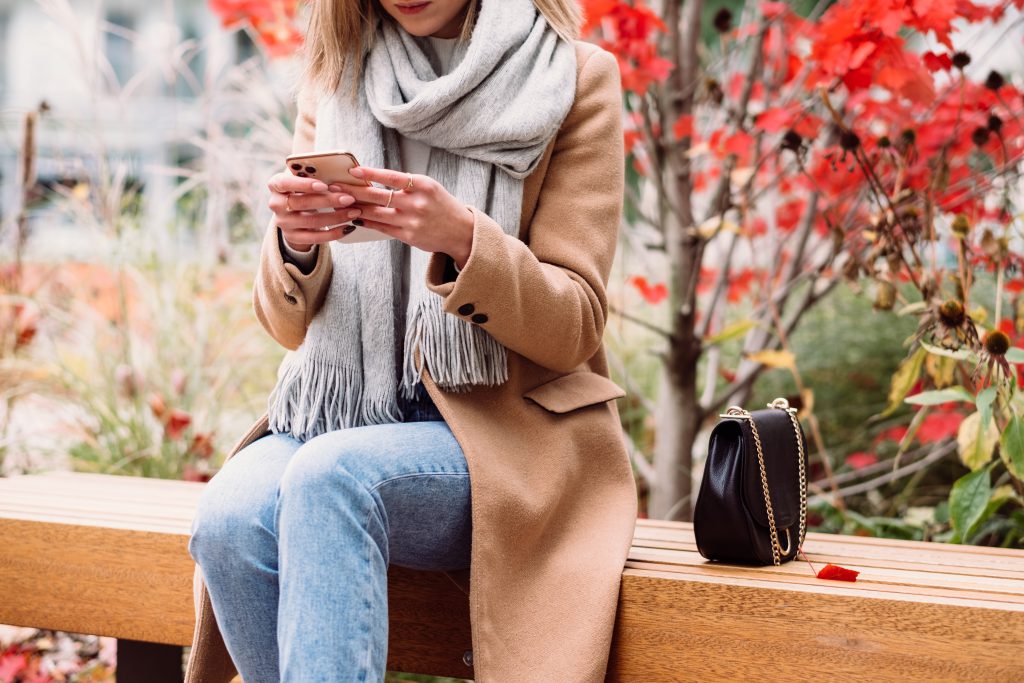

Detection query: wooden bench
(1, 471), (1022, 682)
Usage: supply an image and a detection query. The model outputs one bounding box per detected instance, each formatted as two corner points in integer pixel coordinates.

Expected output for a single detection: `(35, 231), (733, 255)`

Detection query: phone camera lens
(305, 166), (317, 174)
(290, 163), (302, 170)
(297, 171), (308, 177)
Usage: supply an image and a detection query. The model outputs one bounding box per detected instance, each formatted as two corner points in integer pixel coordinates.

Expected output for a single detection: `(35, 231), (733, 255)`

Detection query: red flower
(165, 410), (192, 441)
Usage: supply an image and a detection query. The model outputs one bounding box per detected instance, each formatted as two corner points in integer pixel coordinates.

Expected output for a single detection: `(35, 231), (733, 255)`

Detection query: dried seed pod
(951, 214), (970, 239)
(985, 70), (1005, 91)
(874, 280), (896, 311)
(952, 51), (971, 69)
(840, 130), (861, 152)
(972, 126), (991, 146)
(713, 8), (733, 33)
(984, 329), (1010, 356)
(939, 300), (966, 328)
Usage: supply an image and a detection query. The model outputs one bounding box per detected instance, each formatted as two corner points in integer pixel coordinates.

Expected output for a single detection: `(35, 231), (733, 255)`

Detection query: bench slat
(609, 568), (1024, 681)
(3, 472), (1022, 682)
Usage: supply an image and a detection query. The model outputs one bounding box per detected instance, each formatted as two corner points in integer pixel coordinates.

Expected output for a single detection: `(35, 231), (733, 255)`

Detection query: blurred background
(2, 0), (1023, 679)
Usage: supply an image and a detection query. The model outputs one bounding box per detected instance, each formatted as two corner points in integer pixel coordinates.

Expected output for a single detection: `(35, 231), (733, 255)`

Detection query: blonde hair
(302, 1), (583, 98)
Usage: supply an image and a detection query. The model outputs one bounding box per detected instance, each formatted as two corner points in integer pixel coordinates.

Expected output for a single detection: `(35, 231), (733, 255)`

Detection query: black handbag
(693, 398), (809, 566)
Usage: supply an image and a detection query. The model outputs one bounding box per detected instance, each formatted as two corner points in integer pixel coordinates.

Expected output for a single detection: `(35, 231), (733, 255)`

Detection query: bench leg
(116, 638), (184, 683)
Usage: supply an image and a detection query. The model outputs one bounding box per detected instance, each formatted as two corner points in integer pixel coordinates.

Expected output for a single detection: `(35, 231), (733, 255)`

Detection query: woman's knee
(278, 425), (397, 498)
(188, 433), (299, 564)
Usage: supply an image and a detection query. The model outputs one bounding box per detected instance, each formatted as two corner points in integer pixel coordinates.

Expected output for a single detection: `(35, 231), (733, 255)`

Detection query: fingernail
(352, 219), (364, 226)
(328, 184), (344, 192)
(350, 167), (364, 177)
(311, 181), (328, 192)
(337, 194), (354, 206)
(348, 209), (361, 218)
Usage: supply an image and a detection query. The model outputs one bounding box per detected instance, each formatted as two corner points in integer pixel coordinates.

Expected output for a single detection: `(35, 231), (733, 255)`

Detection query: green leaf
(949, 466), (993, 542)
(999, 414), (1024, 480)
(904, 386), (975, 406)
(704, 319), (758, 346)
(920, 340), (975, 362)
(897, 301), (929, 316)
(963, 486), (1015, 544)
(976, 386), (997, 430)
(957, 411), (999, 471)
(880, 346), (927, 418)
(1006, 347), (1024, 364)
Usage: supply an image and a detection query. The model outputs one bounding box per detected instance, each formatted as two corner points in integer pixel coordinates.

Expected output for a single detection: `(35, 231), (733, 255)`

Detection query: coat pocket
(522, 370), (626, 414)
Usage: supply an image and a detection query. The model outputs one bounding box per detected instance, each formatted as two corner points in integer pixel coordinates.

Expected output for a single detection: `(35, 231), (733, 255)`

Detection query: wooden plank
(0, 518), (197, 645)
(630, 536), (1024, 580)
(626, 548), (1024, 597)
(608, 569), (1024, 682)
(632, 522), (1024, 571)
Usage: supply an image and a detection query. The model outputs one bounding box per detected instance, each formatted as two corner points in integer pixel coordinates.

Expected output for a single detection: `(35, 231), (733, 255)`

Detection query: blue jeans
(187, 382), (471, 682)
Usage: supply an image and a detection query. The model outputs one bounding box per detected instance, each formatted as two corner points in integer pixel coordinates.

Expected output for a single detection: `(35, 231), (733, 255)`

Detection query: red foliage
(628, 275), (668, 305)
(208, 0), (303, 57)
(817, 563), (861, 581)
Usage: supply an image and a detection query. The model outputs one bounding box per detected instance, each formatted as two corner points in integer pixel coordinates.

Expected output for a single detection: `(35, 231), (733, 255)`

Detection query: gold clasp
(719, 406), (751, 419)
(768, 397), (797, 414)
(777, 527), (792, 556)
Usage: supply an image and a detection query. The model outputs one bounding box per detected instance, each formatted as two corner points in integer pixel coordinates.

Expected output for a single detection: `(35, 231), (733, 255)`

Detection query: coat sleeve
(423, 48), (625, 373)
(252, 85), (333, 351)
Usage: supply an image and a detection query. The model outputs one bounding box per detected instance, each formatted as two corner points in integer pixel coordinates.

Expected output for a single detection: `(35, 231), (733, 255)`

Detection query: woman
(186, 1), (637, 681)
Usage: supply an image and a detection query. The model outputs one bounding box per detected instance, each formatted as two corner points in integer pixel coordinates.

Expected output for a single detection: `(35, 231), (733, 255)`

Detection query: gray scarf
(267, 0), (576, 441)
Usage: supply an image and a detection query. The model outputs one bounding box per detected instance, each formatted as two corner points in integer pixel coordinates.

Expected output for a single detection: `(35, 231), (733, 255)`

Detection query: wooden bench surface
(1, 471), (1022, 681)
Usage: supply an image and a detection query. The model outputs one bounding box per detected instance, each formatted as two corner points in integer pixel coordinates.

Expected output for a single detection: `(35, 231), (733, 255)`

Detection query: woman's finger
(349, 166), (422, 191)
(280, 192), (356, 213)
(268, 172), (330, 195)
(278, 208), (362, 231)
(280, 226), (349, 245)
(353, 203), (402, 226)
(338, 182), (400, 206)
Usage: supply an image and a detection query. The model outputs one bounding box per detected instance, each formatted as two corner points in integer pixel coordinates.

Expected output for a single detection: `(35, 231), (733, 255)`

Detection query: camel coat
(184, 40), (638, 682)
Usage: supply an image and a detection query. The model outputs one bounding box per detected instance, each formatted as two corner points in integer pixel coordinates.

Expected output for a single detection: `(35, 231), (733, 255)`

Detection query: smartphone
(285, 150), (395, 244)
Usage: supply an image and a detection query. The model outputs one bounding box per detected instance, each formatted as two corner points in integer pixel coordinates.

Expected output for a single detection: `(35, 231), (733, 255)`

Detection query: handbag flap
(739, 409), (805, 529)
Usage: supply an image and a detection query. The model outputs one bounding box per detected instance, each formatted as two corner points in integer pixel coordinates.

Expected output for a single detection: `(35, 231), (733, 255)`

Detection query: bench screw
(462, 649), (473, 667)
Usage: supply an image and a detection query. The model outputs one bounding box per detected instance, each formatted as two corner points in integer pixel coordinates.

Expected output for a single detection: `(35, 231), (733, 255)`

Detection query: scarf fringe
(267, 345), (402, 441)
(401, 296), (509, 400)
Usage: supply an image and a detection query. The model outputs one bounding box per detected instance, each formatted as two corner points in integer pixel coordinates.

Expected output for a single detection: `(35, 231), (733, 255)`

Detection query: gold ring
(385, 188), (395, 209)
(403, 176), (414, 191)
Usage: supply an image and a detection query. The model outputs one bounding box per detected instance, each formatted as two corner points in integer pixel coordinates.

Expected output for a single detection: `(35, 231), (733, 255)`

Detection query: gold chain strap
(719, 398), (807, 566)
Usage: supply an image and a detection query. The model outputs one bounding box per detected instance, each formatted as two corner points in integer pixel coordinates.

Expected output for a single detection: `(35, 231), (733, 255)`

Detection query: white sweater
(281, 34), (461, 291)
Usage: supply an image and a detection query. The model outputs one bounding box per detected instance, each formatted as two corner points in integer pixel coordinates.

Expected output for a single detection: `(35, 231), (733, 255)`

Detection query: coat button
(457, 303), (475, 316)
(462, 649), (473, 667)
(471, 313), (488, 324)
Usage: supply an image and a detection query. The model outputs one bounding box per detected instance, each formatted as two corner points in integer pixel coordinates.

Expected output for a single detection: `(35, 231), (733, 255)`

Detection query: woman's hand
(346, 166), (475, 268)
(267, 172), (363, 252)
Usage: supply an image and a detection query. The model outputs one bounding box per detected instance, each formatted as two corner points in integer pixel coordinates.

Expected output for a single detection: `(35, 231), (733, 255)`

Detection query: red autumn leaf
(754, 107), (794, 133)
(761, 1), (789, 19)
(922, 51), (953, 72)
(915, 409), (964, 443)
(776, 198), (805, 231)
(628, 275), (668, 304)
(845, 452), (878, 470)
(672, 113), (694, 140)
(817, 563), (860, 581)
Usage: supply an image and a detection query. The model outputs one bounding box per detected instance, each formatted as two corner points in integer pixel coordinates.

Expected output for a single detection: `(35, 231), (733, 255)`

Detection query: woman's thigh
(280, 420), (472, 572)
